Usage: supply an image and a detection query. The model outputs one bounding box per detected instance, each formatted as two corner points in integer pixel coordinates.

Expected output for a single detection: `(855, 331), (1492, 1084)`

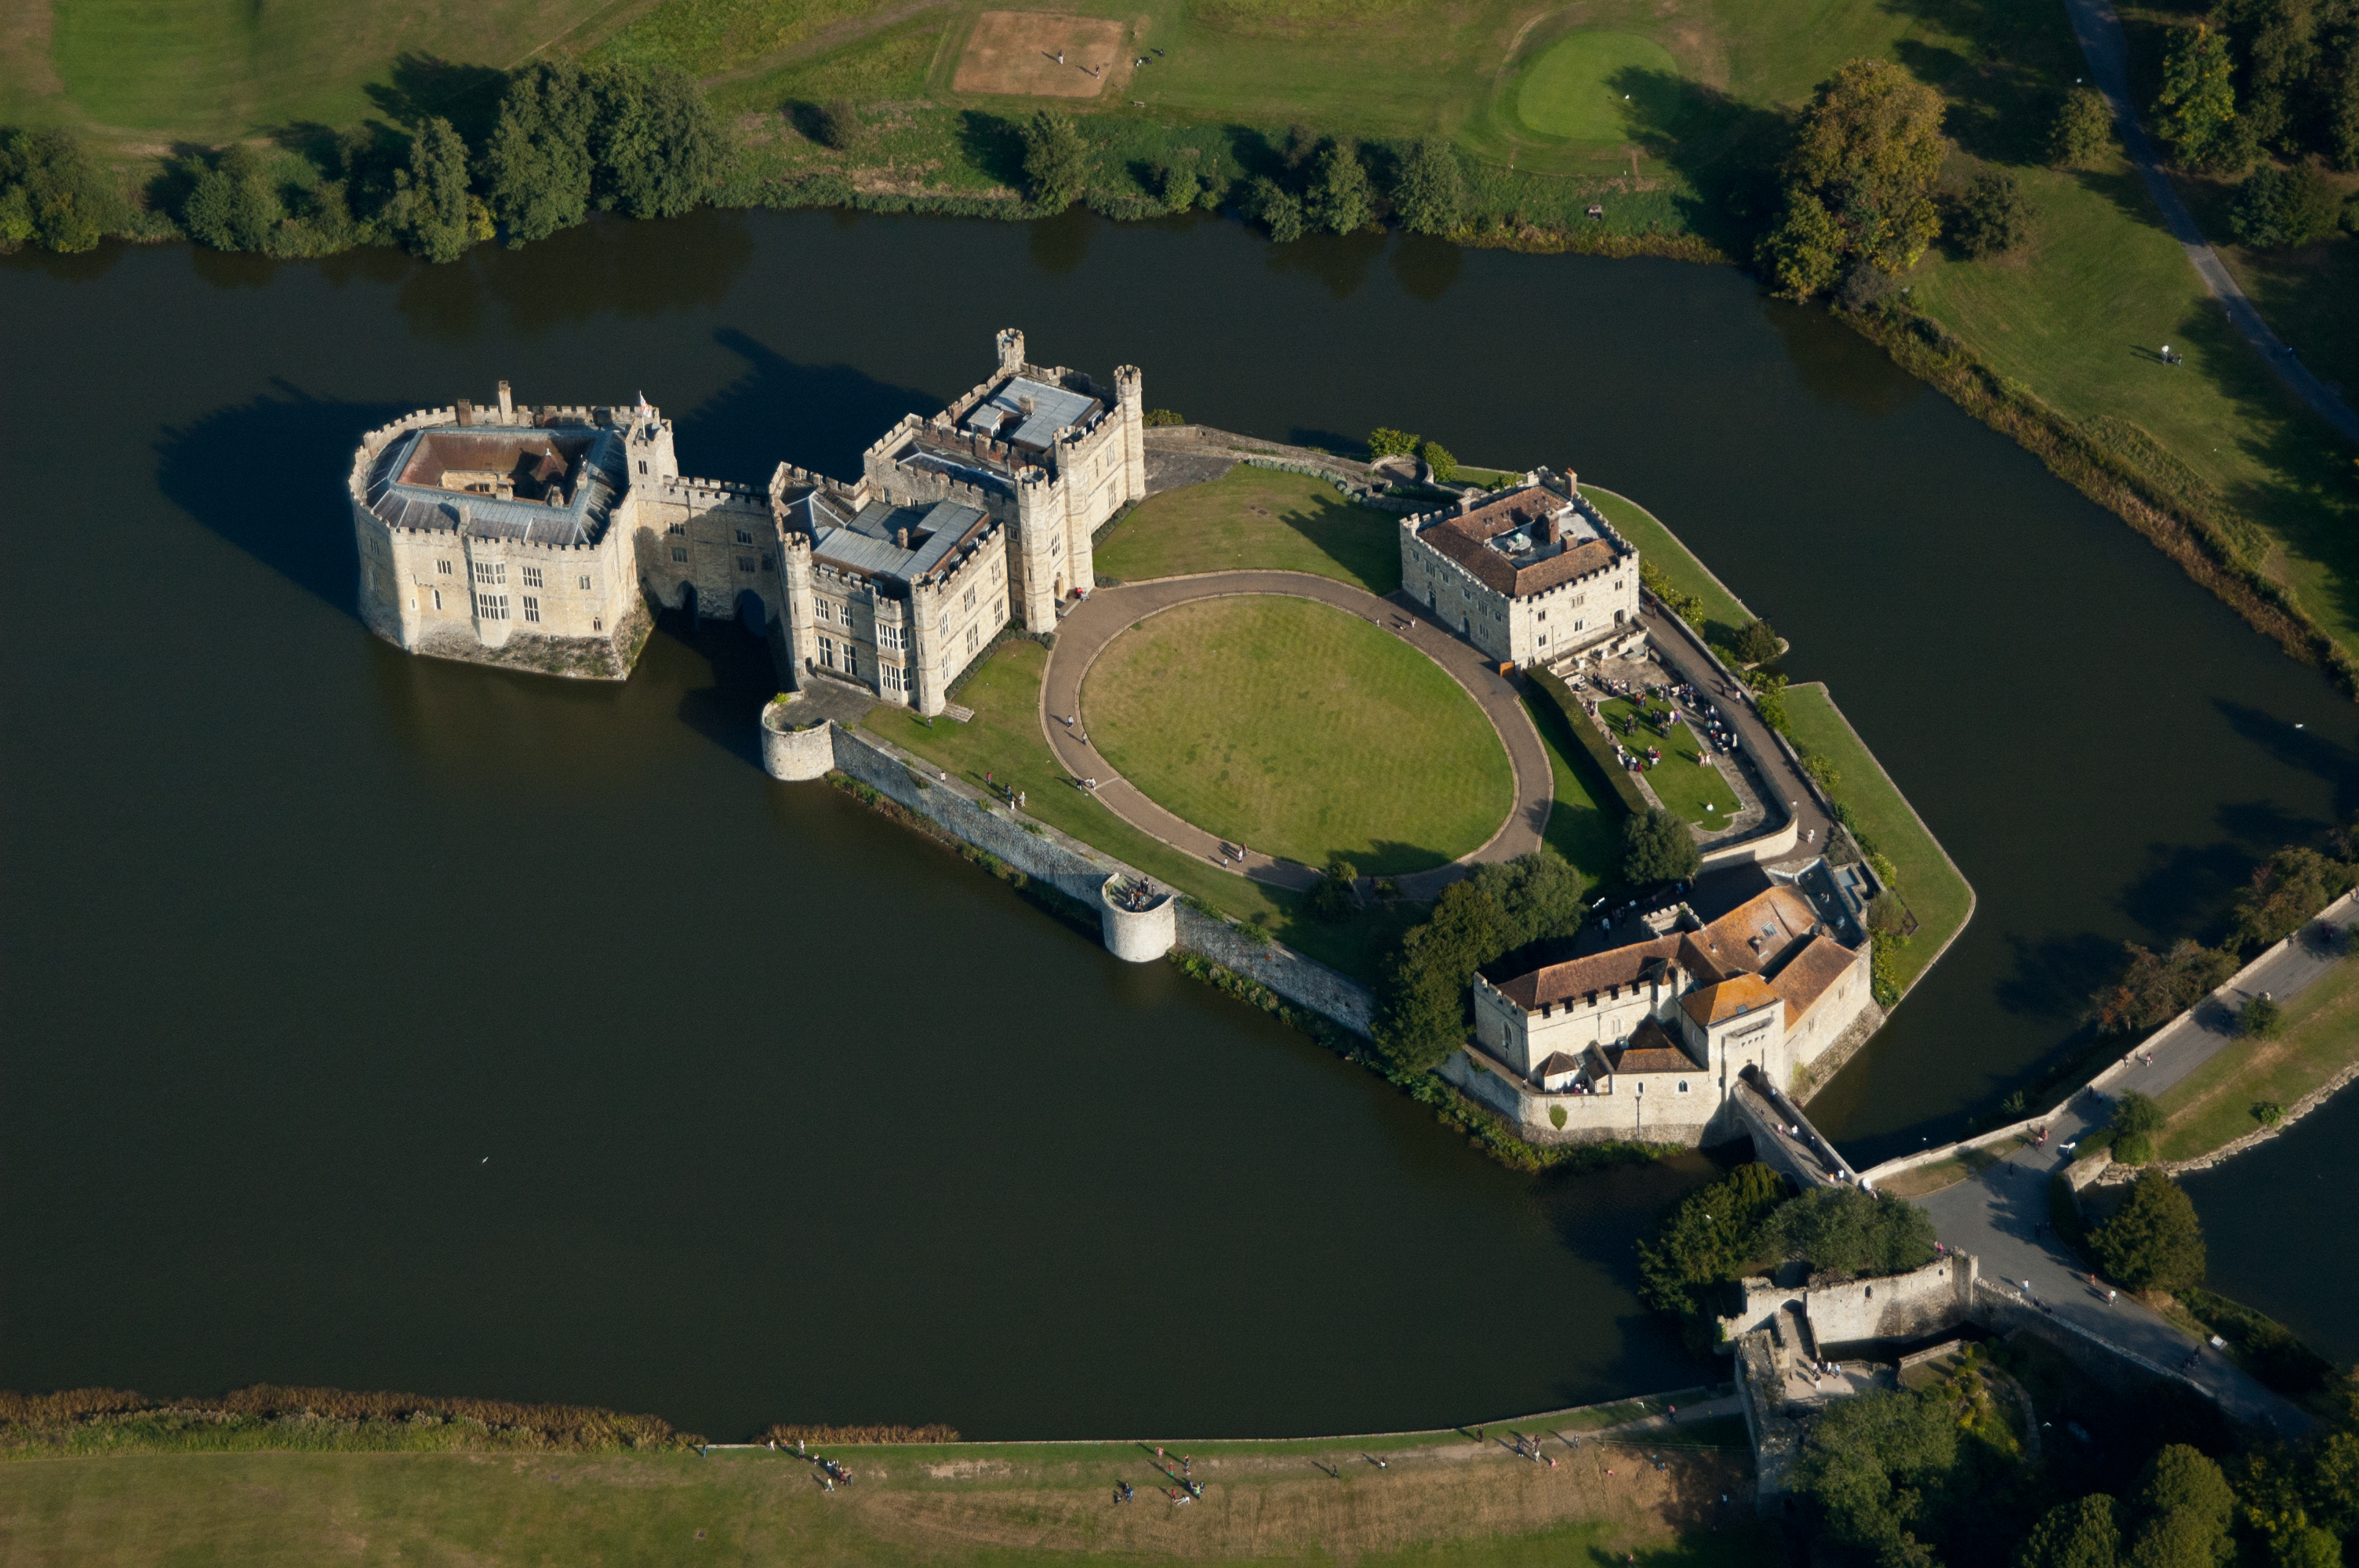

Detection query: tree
(1376, 880), (1507, 1073)
(1469, 851), (1587, 953)
(1763, 57), (1946, 296)
(2125, 1445), (2236, 1568)
(1309, 857), (1360, 924)
(1248, 176), (1307, 241)
(1419, 440), (1459, 483)
(2230, 162), (2346, 245)
(1761, 1185), (1937, 1278)
(2239, 994), (2284, 1039)
(812, 98), (860, 150)
(2157, 24), (2243, 169)
(1393, 137), (1466, 234)
(1155, 159), (1201, 212)
(1623, 807), (1700, 886)
(0, 128), (119, 252)
(1635, 1161), (1790, 1319)
(482, 60), (597, 245)
(392, 117), (474, 263)
(1794, 1388), (1959, 1565)
(591, 64), (725, 220)
(2052, 85), (2117, 168)
(1954, 169), (2033, 256)
(2090, 1169), (2207, 1291)
(1305, 137), (1373, 234)
(1368, 426), (1422, 457)
(2088, 940), (2237, 1034)
(2111, 1089), (2165, 1163)
(2018, 1494), (2123, 1568)
(1734, 618), (1781, 665)
(183, 144), (283, 252)
(1020, 109), (1088, 212)
(2230, 845), (2354, 949)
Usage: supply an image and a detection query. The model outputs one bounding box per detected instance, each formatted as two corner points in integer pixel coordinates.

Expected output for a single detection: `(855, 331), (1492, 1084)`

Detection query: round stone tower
(761, 700), (834, 781)
(1098, 875), (1177, 963)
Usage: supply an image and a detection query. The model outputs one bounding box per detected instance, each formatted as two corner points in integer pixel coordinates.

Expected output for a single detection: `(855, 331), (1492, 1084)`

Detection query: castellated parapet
(348, 332), (1143, 705)
(1398, 469), (1643, 669)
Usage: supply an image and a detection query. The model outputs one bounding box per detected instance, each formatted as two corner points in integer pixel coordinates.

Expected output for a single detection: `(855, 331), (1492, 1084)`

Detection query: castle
(347, 329), (1143, 711)
(1398, 474), (1644, 669)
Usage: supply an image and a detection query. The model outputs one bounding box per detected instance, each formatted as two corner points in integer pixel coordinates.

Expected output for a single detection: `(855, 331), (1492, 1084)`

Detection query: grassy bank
(2153, 948), (2359, 1162)
(1583, 487), (1754, 642)
(1094, 466), (1401, 593)
(0, 1416), (1765, 1568)
(1779, 682), (1975, 999)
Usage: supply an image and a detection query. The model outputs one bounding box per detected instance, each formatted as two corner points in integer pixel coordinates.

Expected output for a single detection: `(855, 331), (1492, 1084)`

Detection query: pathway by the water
(1040, 571), (1554, 898)
(2063, 0), (2359, 441)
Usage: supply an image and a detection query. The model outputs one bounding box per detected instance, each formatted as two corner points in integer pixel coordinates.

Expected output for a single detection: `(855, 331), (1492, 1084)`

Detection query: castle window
(993, 561), (1003, 583)
(432, 589), (442, 611)
(735, 529), (753, 546)
(667, 522), (685, 536)
(593, 617), (602, 632)
(579, 575), (591, 590)
(476, 593), (508, 621)
(966, 625), (980, 655)
(843, 648), (860, 678)
(671, 547), (688, 564)
(737, 557), (755, 574)
(819, 635), (836, 669)
(816, 601), (833, 622)
(437, 559), (453, 575)
(1677, 1080), (1690, 1094)
(638, 460), (648, 474)
(522, 565), (543, 588)
(964, 587), (976, 612)
(761, 553), (773, 571)
(522, 596), (540, 623)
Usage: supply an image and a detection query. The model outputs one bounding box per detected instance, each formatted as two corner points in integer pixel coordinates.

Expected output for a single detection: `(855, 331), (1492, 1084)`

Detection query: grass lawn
(863, 637), (1423, 984)
(0, 1430), (1769, 1566)
(1583, 488), (1754, 645)
(2154, 951), (2359, 1161)
(1095, 466), (1403, 595)
(1084, 598), (1515, 876)
(1779, 683), (1973, 998)
(1518, 690), (1625, 883)
(1595, 696), (1739, 829)
(1512, 31), (1684, 143)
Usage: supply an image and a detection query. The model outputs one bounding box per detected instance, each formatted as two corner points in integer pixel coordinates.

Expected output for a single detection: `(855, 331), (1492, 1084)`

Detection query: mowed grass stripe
(1085, 597), (1514, 876)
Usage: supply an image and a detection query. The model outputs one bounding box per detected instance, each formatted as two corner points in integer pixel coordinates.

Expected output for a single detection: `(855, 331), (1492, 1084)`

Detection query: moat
(3, 204), (2354, 1439)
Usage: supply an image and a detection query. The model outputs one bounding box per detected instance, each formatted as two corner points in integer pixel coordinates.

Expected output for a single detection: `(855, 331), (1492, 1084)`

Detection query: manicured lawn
(1518, 691), (1625, 883)
(1513, 31), (1682, 142)
(0, 1433), (1770, 1566)
(1595, 696), (1739, 829)
(863, 638), (1423, 984)
(1084, 597), (1514, 876)
(1582, 488), (1753, 644)
(1094, 466), (1403, 595)
(2154, 951), (2359, 1161)
(1779, 682), (1974, 998)
(588, 0), (881, 77)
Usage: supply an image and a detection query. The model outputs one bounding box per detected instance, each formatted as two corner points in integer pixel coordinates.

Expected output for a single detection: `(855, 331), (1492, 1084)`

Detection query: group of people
(809, 1454), (855, 1491)
(1110, 877), (1161, 912)
(1573, 673), (1734, 776)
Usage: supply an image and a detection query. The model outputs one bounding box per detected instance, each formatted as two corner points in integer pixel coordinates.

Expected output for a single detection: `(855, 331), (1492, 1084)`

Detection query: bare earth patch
(952, 9), (1128, 97)
(0, 0), (65, 98)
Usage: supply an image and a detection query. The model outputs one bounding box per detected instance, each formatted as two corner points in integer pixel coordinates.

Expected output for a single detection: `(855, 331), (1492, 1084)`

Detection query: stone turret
(996, 327), (1026, 375)
(1114, 364), (1147, 503)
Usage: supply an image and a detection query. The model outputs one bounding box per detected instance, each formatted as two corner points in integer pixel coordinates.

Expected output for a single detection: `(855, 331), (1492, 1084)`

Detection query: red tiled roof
(1416, 487), (1625, 599)
(1769, 934), (1863, 1022)
(1681, 973), (1779, 1028)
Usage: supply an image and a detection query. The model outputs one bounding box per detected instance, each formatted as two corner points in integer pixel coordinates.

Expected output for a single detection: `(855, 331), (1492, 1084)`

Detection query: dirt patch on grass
(952, 10), (1129, 97)
(0, 0), (64, 98)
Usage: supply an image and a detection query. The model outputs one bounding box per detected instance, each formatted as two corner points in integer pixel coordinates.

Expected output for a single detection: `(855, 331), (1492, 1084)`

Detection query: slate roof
(366, 424), (627, 548)
(812, 499), (993, 586)
(961, 376), (1100, 449)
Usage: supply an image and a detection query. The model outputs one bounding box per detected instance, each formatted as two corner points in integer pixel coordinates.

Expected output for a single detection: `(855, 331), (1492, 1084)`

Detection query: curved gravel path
(2064, 0), (2359, 441)
(1040, 572), (1551, 898)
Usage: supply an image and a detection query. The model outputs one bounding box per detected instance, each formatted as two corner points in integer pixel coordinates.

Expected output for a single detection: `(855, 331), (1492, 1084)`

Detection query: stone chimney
(896, 528), (910, 548)
(455, 398), (474, 426)
(497, 380), (514, 423)
(1456, 493), (1473, 516)
(1539, 514), (1561, 546)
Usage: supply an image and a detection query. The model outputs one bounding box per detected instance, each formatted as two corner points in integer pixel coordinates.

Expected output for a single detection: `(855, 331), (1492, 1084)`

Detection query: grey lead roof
(815, 499), (987, 583)
(961, 376), (1099, 450)
(365, 425), (627, 547)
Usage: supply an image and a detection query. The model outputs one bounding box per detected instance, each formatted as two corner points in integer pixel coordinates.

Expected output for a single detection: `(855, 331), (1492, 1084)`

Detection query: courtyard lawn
(0, 1428), (1768, 1566)
(1094, 466), (1403, 595)
(1518, 690), (1626, 884)
(1085, 598), (1515, 877)
(863, 638), (1423, 984)
(1595, 696), (1739, 829)
(2154, 952), (2359, 1162)
(1582, 488), (1754, 644)
(1778, 683), (1974, 998)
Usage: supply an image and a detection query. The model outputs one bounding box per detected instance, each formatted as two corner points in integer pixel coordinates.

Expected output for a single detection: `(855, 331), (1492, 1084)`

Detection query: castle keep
(349, 329), (1145, 710)
(1398, 474), (1642, 668)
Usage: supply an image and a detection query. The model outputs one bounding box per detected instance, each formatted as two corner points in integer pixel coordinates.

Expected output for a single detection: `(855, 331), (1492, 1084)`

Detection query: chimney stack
(1540, 514), (1561, 546)
(896, 528), (910, 548)
(455, 399), (474, 426)
(497, 380), (514, 423)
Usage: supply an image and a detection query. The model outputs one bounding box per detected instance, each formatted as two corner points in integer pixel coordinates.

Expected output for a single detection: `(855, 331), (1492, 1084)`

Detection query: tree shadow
(1263, 225), (1387, 301)
(1758, 294), (1931, 416)
(1607, 68), (1795, 258)
(380, 207), (761, 341)
(1991, 928), (2127, 1019)
(1028, 203), (1094, 274)
(2212, 700), (2359, 818)
(1389, 232), (1463, 304)
(955, 110), (1027, 189)
(363, 53), (508, 142)
(2114, 837), (2278, 941)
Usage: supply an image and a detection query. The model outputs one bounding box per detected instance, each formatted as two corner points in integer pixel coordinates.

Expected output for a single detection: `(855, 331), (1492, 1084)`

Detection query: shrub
(183, 144), (284, 252)
(1419, 441), (1459, 483)
(1635, 1161), (1790, 1319)
(1801, 750), (1841, 790)
(1761, 1185), (1938, 1278)
(1622, 807), (1699, 886)
(1368, 426), (1420, 458)
(1866, 891), (1907, 935)
(1020, 110), (1088, 212)
(1392, 137), (1465, 234)
(1834, 262), (1896, 314)
(1249, 176), (1307, 241)
(2090, 1168), (2206, 1290)
(2230, 846), (2354, 949)
(1308, 857), (1360, 924)
(2050, 85), (2116, 167)
(0, 127), (123, 253)
(1733, 619), (1781, 665)
(2231, 162), (2345, 247)
(391, 117), (474, 263)
(2239, 994), (2284, 1039)
(1143, 408), (1185, 426)
(812, 98), (860, 150)
(2112, 1090), (2165, 1140)
(2087, 939), (2237, 1033)
(1305, 137), (1372, 234)
(2255, 1099), (2284, 1126)
(1638, 561), (1704, 624)
(1952, 169), (2033, 256)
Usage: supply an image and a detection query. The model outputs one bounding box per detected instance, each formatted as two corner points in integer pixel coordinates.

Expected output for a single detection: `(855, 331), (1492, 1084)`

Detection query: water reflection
(1263, 224), (1388, 300)
(1390, 232), (1465, 303)
(1757, 295), (1926, 416)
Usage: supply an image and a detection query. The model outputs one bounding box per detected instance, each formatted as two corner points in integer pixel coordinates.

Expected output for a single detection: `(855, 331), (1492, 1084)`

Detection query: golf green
(1083, 597), (1514, 877)
(1514, 31), (1684, 142)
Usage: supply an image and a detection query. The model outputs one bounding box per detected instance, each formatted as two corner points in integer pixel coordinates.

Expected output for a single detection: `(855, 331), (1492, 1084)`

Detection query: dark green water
(2, 206), (2349, 1438)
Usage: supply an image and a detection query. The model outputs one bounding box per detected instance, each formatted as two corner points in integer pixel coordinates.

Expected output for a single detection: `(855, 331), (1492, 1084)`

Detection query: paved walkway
(2063, 0), (2359, 441)
(1637, 606), (1832, 872)
(1039, 572), (1552, 898)
(1911, 901), (2357, 1438)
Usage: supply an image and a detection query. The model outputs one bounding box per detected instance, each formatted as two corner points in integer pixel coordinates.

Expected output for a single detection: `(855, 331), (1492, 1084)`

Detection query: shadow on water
(686, 328), (943, 479)
(1264, 225), (1388, 302)
(1390, 233), (1465, 305)
(390, 209), (761, 341)
(1758, 296), (1928, 416)
(1028, 205), (1095, 274)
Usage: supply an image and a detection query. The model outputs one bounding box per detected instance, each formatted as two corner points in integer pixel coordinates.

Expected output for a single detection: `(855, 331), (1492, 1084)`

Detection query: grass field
(0, 1423), (1770, 1567)
(1583, 488), (1752, 644)
(1513, 31), (1683, 143)
(1094, 466), (1403, 595)
(1083, 597), (1515, 875)
(861, 637), (1423, 982)
(1595, 696), (1739, 828)
(1519, 690), (1625, 882)
(1779, 682), (1973, 998)
(2154, 951), (2359, 1161)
